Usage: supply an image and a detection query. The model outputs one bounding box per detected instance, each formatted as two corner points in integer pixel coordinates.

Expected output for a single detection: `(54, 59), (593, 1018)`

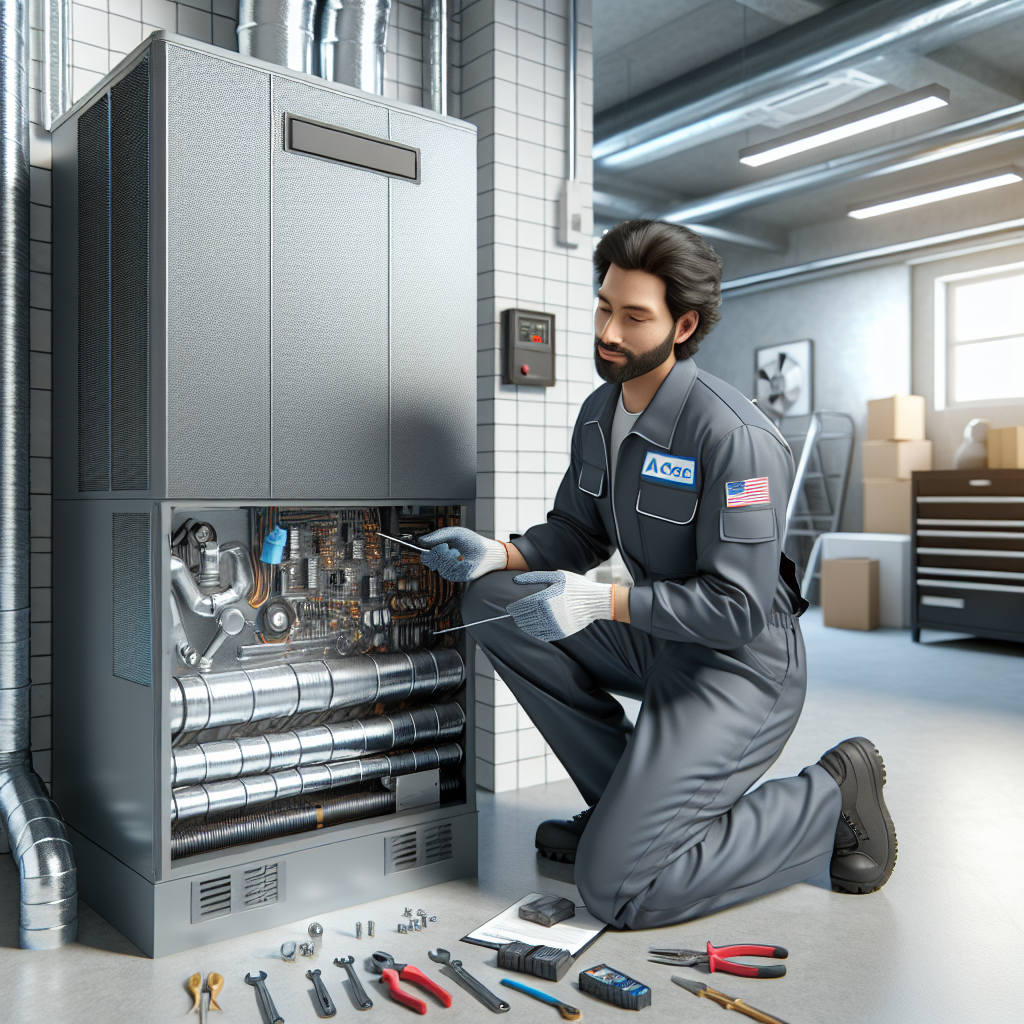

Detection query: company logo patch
(640, 451), (697, 490)
(726, 477), (770, 507)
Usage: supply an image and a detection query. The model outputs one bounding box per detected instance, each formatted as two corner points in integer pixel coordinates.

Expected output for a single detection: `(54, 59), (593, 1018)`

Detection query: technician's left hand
(506, 570), (615, 642)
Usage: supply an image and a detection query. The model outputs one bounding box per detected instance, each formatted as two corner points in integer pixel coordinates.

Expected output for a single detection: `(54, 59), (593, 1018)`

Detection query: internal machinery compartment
(168, 505), (467, 859)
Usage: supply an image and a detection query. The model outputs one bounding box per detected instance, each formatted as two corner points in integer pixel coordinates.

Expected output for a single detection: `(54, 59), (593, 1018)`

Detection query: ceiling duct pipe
(422, 0), (447, 114)
(238, 0), (317, 73)
(595, 0), (1024, 169)
(320, 0), (392, 94)
(0, 0), (78, 950)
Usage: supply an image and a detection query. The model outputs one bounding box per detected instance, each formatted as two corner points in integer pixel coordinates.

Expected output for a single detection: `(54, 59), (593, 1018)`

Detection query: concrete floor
(1, 608), (1022, 1023)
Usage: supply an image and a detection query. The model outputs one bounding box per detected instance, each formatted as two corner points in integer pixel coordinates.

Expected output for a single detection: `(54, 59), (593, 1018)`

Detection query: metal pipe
(170, 540), (254, 618)
(171, 702), (466, 785)
(421, 0), (447, 115)
(0, 0), (77, 949)
(171, 742), (463, 821)
(170, 648), (464, 736)
(662, 102), (1024, 224)
(594, 0), (1024, 167)
(238, 0), (317, 73)
(566, 0), (577, 181)
(41, 0), (70, 131)
(320, 0), (392, 94)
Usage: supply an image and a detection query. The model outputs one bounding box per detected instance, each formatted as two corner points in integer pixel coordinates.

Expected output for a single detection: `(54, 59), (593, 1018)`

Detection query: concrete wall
(697, 263), (913, 533)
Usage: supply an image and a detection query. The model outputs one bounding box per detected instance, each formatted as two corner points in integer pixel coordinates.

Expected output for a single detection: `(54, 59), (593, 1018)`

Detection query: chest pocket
(636, 479), (699, 578)
(578, 420), (607, 498)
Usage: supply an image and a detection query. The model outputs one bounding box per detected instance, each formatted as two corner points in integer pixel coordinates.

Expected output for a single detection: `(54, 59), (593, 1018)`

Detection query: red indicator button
(530, 334), (543, 344)
(521, 364), (531, 375)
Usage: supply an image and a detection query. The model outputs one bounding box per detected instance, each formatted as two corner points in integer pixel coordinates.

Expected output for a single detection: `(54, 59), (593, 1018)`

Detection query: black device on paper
(497, 941), (573, 981)
(519, 894), (576, 927)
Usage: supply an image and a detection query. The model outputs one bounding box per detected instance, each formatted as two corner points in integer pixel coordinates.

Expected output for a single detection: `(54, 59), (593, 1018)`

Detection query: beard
(594, 326), (677, 384)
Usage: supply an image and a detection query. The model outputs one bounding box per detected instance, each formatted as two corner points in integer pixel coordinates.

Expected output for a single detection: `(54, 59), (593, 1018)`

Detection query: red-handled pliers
(370, 951), (453, 1014)
(649, 941), (789, 979)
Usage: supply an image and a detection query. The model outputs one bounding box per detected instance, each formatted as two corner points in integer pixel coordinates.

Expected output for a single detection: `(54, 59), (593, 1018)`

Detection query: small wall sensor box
(502, 309), (555, 387)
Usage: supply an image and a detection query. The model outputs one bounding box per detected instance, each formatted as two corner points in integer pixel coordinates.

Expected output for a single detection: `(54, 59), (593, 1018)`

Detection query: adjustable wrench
(333, 956), (373, 1010)
(306, 969), (337, 1017)
(245, 971), (284, 1024)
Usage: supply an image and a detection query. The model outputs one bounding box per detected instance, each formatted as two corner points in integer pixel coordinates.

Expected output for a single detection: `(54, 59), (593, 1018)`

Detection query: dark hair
(594, 220), (723, 359)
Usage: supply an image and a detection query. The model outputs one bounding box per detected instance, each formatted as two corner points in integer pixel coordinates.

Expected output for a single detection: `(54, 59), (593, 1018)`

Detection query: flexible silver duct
(170, 540), (253, 617)
(41, 0), (70, 131)
(171, 701), (466, 785)
(421, 0), (446, 114)
(237, 0), (317, 73)
(172, 742), (463, 821)
(171, 648), (464, 736)
(320, 0), (391, 94)
(0, 0), (77, 950)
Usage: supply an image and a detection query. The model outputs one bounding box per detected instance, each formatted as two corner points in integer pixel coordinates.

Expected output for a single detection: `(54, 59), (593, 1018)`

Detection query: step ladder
(780, 411), (855, 597)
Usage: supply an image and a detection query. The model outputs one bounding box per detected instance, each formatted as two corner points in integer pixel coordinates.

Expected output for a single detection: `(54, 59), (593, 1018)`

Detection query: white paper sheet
(461, 893), (607, 957)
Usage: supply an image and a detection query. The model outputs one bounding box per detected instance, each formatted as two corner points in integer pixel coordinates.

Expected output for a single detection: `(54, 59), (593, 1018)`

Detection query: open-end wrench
(245, 971), (284, 1024)
(333, 957), (373, 1010)
(306, 969), (337, 1017)
(428, 948), (510, 1013)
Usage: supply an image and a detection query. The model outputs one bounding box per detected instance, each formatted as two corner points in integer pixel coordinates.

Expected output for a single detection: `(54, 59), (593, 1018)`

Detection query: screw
(397, 923), (407, 934)
(356, 921), (362, 940)
(403, 907), (413, 918)
(420, 914), (428, 929)
(412, 919), (420, 931)
(429, 916), (437, 923)
(368, 921), (375, 938)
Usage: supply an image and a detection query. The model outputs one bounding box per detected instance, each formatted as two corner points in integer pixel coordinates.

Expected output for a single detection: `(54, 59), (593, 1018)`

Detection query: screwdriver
(377, 531), (430, 552)
(433, 614), (512, 635)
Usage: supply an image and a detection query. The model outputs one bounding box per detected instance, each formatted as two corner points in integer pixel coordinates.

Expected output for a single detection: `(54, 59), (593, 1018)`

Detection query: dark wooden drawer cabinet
(912, 469), (1024, 643)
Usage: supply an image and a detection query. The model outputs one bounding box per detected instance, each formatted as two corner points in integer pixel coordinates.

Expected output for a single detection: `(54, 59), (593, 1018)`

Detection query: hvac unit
(50, 34), (477, 956)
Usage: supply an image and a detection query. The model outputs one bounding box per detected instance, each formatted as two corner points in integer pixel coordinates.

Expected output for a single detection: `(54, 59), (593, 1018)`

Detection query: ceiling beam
(594, 0), (1024, 169)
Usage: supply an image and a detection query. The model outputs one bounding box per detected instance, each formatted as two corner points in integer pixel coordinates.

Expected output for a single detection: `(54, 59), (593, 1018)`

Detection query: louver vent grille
(385, 821), (454, 873)
(243, 862), (280, 909)
(196, 875), (232, 919)
(190, 861), (286, 923)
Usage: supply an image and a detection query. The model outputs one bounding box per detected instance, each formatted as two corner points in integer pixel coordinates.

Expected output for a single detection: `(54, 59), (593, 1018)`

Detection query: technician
(419, 220), (897, 929)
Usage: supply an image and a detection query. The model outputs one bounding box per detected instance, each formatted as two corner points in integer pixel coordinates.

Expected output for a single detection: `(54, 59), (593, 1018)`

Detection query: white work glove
(419, 527), (509, 582)
(506, 570), (613, 642)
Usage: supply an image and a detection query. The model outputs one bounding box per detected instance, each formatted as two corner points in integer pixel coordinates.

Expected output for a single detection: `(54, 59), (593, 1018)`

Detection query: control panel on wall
(502, 309), (555, 387)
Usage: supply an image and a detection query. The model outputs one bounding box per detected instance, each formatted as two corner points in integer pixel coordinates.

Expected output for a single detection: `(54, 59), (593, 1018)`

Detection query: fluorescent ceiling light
(847, 168), (1022, 219)
(739, 85), (950, 167)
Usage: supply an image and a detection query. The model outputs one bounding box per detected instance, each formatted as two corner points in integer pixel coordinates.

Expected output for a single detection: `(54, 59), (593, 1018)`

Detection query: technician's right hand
(419, 527), (510, 582)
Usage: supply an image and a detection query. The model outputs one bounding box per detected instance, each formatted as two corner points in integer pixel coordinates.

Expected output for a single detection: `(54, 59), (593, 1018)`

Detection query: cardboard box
(821, 558), (879, 630)
(820, 533), (911, 627)
(867, 395), (926, 441)
(862, 439), (932, 479)
(988, 425), (1024, 469)
(863, 478), (912, 534)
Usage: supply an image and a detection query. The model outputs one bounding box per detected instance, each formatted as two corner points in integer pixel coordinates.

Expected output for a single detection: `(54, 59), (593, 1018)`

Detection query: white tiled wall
(452, 0), (595, 792)
(24, 0), (423, 791)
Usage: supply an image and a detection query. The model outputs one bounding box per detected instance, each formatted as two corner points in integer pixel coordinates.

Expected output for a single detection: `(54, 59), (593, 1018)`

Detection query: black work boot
(535, 806), (595, 863)
(818, 737), (897, 894)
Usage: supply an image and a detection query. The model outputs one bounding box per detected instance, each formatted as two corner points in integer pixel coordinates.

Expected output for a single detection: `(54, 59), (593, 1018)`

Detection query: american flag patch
(726, 477), (770, 507)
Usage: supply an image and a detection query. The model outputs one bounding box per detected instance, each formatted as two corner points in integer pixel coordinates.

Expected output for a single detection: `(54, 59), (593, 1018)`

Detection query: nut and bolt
(299, 941), (316, 957)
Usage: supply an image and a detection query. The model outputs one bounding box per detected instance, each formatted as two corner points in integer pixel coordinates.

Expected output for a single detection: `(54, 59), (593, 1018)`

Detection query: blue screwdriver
(500, 978), (581, 1020)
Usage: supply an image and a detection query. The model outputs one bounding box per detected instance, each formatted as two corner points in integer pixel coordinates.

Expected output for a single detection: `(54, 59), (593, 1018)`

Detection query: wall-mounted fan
(755, 340), (812, 419)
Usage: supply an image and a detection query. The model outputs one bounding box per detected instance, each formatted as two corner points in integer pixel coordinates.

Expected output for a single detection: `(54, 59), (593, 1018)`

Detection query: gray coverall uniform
(463, 357), (842, 929)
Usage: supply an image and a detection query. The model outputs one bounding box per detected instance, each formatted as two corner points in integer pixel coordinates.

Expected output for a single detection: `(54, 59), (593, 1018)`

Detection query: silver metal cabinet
(50, 35), (477, 957)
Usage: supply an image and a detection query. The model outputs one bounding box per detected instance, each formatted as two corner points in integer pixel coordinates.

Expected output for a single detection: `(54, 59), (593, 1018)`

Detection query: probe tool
(377, 532), (430, 552)
(500, 979), (581, 1020)
(497, 940), (573, 981)
(370, 951), (453, 1014)
(649, 942), (788, 979)
(672, 976), (790, 1024)
(579, 964), (652, 1010)
(428, 948), (510, 1012)
(433, 613), (512, 635)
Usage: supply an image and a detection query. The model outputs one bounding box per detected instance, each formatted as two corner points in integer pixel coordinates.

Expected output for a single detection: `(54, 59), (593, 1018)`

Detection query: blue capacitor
(261, 525), (288, 564)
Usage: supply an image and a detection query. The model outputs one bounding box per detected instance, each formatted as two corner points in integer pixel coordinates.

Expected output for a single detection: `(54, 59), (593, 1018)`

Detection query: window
(942, 264), (1024, 405)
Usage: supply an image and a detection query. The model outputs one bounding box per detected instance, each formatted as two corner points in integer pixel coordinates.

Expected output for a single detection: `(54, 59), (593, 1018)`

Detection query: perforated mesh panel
(165, 46), (271, 498)
(112, 512), (152, 686)
(388, 111), (476, 499)
(271, 79), (389, 498)
(110, 57), (151, 491)
(77, 96), (111, 492)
